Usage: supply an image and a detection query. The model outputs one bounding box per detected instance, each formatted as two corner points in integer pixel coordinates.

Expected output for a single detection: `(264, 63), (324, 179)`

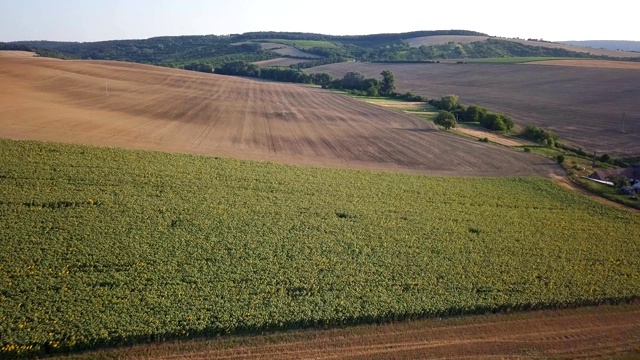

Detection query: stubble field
(0, 53), (557, 176)
(309, 61), (640, 156)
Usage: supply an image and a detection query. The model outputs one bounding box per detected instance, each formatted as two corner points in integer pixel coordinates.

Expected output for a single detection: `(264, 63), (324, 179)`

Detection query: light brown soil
(455, 125), (536, 147)
(309, 62), (640, 157)
(58, 303), (640, 359)
(0, 53), (559, 176)
(257, 43), (320, 58)
(528, 59), (640, 69)
(0, 50), (36, 57)
(254, 58), (310, 68)
(406, 35), (490, 47)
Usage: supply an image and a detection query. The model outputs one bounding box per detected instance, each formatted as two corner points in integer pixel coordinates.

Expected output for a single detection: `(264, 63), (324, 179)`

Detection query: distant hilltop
(561, 40), (640, 53)
(2, 30), (639, 70)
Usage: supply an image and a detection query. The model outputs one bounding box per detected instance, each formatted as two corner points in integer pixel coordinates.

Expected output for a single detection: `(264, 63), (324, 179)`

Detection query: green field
(1, 139), (640, 357)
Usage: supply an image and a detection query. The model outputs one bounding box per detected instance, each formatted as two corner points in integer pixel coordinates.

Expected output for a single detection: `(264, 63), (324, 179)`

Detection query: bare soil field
(253, 57), (309, 68)
(0, 52), (558, 176)
(258, 42), (320, 58)
(530, 59), (640, 70)
(57, 303), (640, 359)
(0, 50), (36, 57)
(310, 61), (640, 156)
(406, 35), (490, 47)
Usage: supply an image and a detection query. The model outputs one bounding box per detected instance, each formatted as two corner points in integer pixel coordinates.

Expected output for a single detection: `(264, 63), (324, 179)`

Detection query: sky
(1, 0), (639, 43)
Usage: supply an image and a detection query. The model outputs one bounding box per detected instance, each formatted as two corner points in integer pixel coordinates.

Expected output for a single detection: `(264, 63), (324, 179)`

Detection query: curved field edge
(54, 302), (640, 360)
(1, 139), (639, 358)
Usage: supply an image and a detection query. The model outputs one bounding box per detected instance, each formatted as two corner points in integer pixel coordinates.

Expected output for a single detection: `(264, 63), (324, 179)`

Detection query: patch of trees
(214, 60), (311, 83)
(429, 96), (514, 132)
(521, 125), (559, 146)
(434, 111), (457, 129)
(290, 56), (349, 70)
(479, 113), (514, 132)
(323, 70), (426, 101)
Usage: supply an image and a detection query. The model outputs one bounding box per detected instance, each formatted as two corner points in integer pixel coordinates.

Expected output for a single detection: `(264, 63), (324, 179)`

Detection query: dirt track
(59, 303), (640, 359)
(310, 61), (640, 156)
(0, 53), (558, 176)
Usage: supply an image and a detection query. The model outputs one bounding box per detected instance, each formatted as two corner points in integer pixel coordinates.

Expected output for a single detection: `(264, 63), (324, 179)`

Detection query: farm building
(588, 168), (622, 181)
(588, 164), (640, 182)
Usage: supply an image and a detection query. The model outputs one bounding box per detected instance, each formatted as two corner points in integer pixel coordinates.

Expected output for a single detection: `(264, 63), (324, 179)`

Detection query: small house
(588, 169), (621, 181)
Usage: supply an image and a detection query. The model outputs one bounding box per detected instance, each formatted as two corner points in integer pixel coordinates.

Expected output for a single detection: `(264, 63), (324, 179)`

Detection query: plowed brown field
(309, 61), (640, 156)
(0, 53), (558, 176)
(57, 303), (640, 359)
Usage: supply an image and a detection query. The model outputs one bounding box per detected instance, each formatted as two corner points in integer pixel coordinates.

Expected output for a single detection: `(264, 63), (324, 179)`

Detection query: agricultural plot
(309, 61), (640, 156)
(253, 57), (310, 68)
(1, 139), (639, 357)
(0, 53), (558, 177)
(256, 42), (320, 58)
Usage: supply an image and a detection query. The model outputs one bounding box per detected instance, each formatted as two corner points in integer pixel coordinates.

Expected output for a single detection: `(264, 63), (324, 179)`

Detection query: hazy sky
(1, 0), (638, 42)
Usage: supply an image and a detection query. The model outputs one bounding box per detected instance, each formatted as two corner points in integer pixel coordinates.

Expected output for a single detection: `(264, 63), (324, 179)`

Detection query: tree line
(429, 95), (515, 132)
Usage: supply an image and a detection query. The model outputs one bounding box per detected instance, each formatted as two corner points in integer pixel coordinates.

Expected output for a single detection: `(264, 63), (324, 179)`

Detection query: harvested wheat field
(56, 303), (640, 360)
(0, 52), (557, 176)
(310, 61), (640, 156)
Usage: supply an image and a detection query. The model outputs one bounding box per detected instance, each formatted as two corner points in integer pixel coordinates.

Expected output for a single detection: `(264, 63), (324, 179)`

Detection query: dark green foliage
(362, 78), (381, 96)
(260, 67), (310, 83)
(463, 105), (488, 122)
(608, 175), (630, 188)
(341, 71), (366, 90)
(310, 73), (333, 88)
(521, 126), (559, 145)
(434, 110), (457, 129)
(183, 62), (214, 73)
(479, 113), (514, 132)
(599, 153), (612, 164)
(215, 60), (261, 77)
(439, 95), (459, 111)
(556, 154), (565, 164)
(380, 70), (396, 96)
(392, 92), (427, 102)
(214, 61), (311, 83)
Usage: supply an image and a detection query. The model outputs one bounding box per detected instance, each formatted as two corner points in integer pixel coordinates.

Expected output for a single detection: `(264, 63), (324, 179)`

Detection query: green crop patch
(1, 139), (639, 357)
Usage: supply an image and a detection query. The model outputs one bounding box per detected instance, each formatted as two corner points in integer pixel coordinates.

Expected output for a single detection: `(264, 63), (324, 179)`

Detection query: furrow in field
(0, 54), (561, 176)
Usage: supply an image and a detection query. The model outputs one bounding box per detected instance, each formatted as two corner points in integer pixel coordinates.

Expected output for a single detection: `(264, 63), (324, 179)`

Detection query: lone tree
(380, 70), (396, 96)
(434, 110), (457, 130)
(439, 94), (459, 111)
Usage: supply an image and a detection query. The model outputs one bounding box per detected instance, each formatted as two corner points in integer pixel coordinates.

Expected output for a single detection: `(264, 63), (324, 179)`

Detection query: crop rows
(1, 139), (639, 357)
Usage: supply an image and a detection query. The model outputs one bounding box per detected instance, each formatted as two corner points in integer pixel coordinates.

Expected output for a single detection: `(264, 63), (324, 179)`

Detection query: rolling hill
(309, 61), (640, 157)
(4, 30), (639, 74)
(0, 52), (558, 176)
